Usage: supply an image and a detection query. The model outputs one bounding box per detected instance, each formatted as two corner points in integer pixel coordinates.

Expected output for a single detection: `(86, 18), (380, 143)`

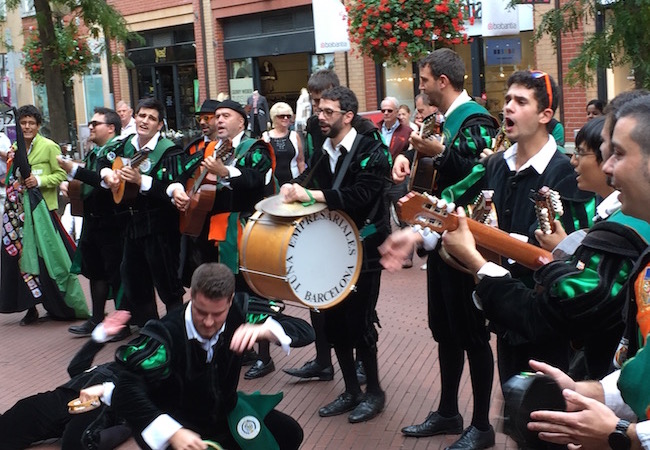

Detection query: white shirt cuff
(68, 163), (79, 180)
(476, 262), (511, 280)
(225, 165), (241, 179)
(91, 323), (111, 343)
(166, 182), (184, 199)
(600, 371), (636, 420)
(100, 168), (112, 189)
(139, 174), (153, 192)
(142, 414), (183, 450)
(100, 382), (115, 406)
(636, 420), (650, 450)
(263, 317), (291, 354)
(34, 175), (41, 186)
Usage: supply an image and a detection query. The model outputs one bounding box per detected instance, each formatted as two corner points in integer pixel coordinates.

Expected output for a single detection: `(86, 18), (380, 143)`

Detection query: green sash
(227, 391), (282, 450)
(442, 101), (494, 149)
(608, 210), (650, 243)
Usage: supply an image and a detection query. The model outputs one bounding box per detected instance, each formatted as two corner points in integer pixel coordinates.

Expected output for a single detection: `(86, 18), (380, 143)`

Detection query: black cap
(217, 99), (248, 129)
(196, 99), (220, 115)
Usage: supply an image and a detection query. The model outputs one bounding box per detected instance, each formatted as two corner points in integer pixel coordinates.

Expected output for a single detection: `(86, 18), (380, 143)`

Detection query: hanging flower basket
(347, 0), (471, 65)
(22, 23), (93, 86)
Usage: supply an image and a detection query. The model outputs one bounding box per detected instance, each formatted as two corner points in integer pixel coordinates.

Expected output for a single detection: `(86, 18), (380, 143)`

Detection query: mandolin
(179, 139), (234, 237)
(111, 150), (151, 204)
(398, 192), (551, 270)
(530, 186), (563, 235)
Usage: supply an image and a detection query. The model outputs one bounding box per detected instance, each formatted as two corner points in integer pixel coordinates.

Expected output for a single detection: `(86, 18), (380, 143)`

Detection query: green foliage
(22, 23), (92, 85)
(346, 0), (469, 65)
(532, 0), (650, 89)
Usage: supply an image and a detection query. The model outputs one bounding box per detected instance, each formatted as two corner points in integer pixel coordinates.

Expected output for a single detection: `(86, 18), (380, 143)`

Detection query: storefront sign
(312, 0), (350, 54)
(482, 0), (519, 36)
(463, 0), (533, 36)
(485, 38), (522, 65)
(229, 78), (254, 107)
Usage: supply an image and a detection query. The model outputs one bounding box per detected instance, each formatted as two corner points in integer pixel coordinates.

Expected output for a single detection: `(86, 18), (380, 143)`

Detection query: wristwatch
(608, 419), (631, 450)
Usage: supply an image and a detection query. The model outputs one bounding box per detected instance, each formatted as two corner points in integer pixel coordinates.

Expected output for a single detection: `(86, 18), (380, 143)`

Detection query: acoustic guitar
(111, 150), (151, 204)
(408, 114), (442, 193)
(398, 192), (551, 270)
(179, 140), (234, 237)
(530, 186), (563, 235)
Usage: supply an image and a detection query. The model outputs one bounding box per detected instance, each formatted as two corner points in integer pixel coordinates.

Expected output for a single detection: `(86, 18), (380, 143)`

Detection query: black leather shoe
(356, 360), (367, 385)
(283, 360), (334, 381)
(445, 425), (495, 450)
(318, 392), (362, 417)
(244, 359), (275, 379)
(68, 319), (98, 336)
(348, 391), (385, 423)
(19, 307), (39, 326)
(401, 411), (463, 437)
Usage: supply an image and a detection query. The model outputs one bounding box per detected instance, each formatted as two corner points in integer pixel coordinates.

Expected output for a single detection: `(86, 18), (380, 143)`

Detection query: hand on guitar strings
(102, 170), (121, 193)
(118, 165), (142, 186)
(392, 154), (411, 183)
(409, 131), (444, 157)
(202, 155), (229, 178)
(173, 188), (190, 212)
(441, 207), (487, 273)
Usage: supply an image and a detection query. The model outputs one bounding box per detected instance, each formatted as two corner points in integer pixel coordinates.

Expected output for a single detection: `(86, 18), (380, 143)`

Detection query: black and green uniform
(475, 211), (650, 380)
(442, 141), (596, 384)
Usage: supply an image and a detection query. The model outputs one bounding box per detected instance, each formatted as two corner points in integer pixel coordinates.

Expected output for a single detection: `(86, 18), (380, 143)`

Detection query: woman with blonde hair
(262, 102), (305, 185)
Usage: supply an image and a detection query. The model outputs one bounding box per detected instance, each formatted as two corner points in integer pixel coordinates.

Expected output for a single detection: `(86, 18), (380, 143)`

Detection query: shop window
(19, 0), (33, 17)
(229, 58), (254, 105)
(83, 42), (104, 123)
(384, 62), (415, 112)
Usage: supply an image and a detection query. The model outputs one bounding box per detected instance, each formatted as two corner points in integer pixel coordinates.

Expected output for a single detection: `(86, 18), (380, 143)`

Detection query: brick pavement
(0, 255), (519, 449)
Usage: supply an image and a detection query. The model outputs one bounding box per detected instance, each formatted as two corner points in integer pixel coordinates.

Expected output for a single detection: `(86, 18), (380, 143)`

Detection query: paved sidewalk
(0, 256), (518, 449)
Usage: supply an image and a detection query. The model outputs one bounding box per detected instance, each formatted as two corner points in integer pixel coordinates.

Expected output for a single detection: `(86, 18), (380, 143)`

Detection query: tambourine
(502, 372), (566, 449)
(203, 440), (224, 449)
(67, 396), (101, 414)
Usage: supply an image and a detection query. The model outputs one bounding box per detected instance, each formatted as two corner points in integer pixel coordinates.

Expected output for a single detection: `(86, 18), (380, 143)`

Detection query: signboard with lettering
(485, 38), (522, 65)
(312, 0), (350, 54)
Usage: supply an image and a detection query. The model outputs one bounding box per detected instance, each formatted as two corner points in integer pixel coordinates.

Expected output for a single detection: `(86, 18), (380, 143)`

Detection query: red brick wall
(108, 0), (192, 17)
(364, 56), (378, 111)
(193, 0), (207, 102)
(214, 20), (228, 97)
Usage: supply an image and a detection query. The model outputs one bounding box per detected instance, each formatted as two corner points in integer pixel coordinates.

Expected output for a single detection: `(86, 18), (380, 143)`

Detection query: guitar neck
(464, 219), (550, 270)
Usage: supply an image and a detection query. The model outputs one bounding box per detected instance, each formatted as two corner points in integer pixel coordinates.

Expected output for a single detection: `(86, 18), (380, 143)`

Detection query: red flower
(435, 4), (449, 13)
(399, 41), (408, 48)
(469, 16), (475, 25)
(424, 20), (432, 28)
(414, 29), (424, 37)
(382, 22), (392, 30)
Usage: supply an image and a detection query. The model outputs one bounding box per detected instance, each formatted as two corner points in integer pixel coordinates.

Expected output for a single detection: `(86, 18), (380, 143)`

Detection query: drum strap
(331, 134), (363, 190)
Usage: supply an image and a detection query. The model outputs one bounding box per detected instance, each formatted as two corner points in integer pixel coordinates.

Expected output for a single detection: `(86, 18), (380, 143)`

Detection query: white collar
(322, 128), (357, 173)
(444, 90), (472, 118)
(381, 120), (399, 134)
(184, 302), (226, 363)
(503, 135), (557, 174)
(131, 131), (161, 152)
(595, 191), (622, 221)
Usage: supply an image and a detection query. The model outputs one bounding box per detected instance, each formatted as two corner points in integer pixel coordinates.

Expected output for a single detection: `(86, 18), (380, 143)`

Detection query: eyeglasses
(88, 121), (107, 128)
(317, 108), (346, 118)
(531, 70), (553, 110)
(276, 114), (292, 120)
(195, 114), (215, 124)
(572, 148), (596, 159)
(381, 109), (394, 113)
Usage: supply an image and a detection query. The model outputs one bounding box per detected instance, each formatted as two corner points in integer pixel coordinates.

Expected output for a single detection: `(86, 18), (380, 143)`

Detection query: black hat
(217, 99), (248, 128)
(196, 99), (220, 115)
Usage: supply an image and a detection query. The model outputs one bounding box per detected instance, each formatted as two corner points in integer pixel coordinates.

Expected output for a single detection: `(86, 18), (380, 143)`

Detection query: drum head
(502, 373), (566, 449)
(284, 210), (362, 309)
(256, 194), (326, 217)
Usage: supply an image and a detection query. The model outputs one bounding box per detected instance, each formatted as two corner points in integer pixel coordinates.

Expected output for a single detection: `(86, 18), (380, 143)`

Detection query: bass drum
(240, 209), (362, 309)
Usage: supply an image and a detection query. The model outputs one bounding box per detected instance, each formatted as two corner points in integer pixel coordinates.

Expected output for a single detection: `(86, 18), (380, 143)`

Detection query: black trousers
(120, 229), (185, 326)
(0, 387), (104, 450)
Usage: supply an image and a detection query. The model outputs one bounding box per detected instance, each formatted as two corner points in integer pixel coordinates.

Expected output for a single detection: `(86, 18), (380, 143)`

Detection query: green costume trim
(20, 193), (88, 318)
(227, 391), (282, 450)
(219, 213), (242, 273)
(441, 163), (486, 204)
(442, 101), (494, 150)
(118, 338), (169, 371)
